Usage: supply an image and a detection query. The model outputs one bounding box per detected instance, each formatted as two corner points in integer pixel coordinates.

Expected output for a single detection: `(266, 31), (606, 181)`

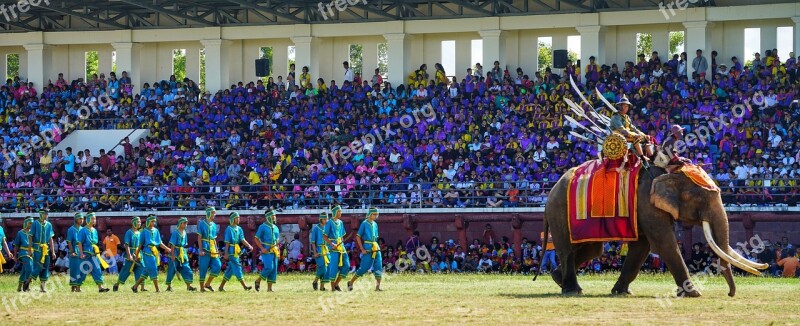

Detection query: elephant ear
(650, 174), (680, 220)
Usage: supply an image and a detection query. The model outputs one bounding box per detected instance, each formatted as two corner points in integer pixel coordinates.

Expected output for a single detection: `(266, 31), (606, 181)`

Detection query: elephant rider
(655, 125), (693, 170)
(609, 95), (651, 161)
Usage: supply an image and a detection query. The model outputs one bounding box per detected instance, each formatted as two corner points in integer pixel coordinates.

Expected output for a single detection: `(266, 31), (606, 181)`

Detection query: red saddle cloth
(566, 158), (641, 244)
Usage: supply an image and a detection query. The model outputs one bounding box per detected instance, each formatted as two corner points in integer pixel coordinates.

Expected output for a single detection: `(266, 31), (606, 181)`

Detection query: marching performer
(254, 210), (280, 292)
(198, 206), (222, 292)
(133, 214), (171, 292)
(30, 209), (56, 292)
(67, 213), (84, 292)
(311, 212), (330, 291)
(13, 217), (34, 292)
(166, 217), (197, 292)
(609, 96), (650, 161)
(347, 207), (383, 292)
(324, 205), (349, 291)
(0, 214), (14, 277)
(77, 212), (111, 292)
(218, 212), (253, 291)
(113, 216), (145, 292)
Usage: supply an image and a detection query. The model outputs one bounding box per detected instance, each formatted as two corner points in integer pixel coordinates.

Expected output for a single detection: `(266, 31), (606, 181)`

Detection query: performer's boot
(254, 279), (261, 292)
(112, 283), (119, 292)
(240, 280), (252, 291)
(313, 280), (318, 291)
(218, 279), (226, 292)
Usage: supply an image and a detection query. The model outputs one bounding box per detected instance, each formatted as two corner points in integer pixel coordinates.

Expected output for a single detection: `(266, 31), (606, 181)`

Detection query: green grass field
(0, 272), (793, 325)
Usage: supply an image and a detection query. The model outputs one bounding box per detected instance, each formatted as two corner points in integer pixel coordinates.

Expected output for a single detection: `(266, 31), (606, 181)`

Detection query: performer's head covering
(616, 95), (631, 106)
(38, 208), (49, 220)
(146, 214), (157, 227)
(331, 205), (341, 219)
(366, 207), (379, 219)
(178, 217), (188, 227)
(205, 206), (216, 219)
(131, 216), (141, 228)
(85, 212), (96, 225)
(73, 212), (84, 223)
(264, 210), (276, 224)
(23, 216), (34, 229)
(229, 212), (240, 225)
(319, 212), (328, 221)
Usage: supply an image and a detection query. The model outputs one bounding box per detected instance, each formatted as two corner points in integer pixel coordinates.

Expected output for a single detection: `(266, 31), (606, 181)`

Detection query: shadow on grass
(498, 292), (651, 299)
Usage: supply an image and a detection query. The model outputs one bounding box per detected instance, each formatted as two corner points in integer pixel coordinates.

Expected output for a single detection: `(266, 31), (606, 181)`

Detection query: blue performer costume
(78, 212), (110, 292)
(66, 213), (84, 291)
(166, 217), (197, 291)
(13, 217), (34, 292)
(325, 205), (350, 291)
(348, 207), (383, 291)
(114, 216), (145, 292)
(218, 212), (253, 291)
(198, 206), (222, 292)
(311, 212), (330, 291)
(133, 214), (171, 292)
(30, 209), (55, 292)
(254, 210), (280, 292)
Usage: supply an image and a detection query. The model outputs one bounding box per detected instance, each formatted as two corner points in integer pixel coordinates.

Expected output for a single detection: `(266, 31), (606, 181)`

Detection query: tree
(538, 41), (552, 72)
(172, 49), (186, 81)
(259, 47), (273, 82)
(377, 42), (389, 78)
(568, 51), (579, 64)
(288, 46), (296, 72)
(199, 48), (206, 93)
(636, 33), (653, 59)
(85, 51), (99, 81)
(668, 31), (685, 58)
(349, 44), (363, 75)
(6, 54), (19, 80)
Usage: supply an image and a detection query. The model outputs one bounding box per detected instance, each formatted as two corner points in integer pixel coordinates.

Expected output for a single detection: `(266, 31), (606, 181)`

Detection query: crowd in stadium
(0, 48), (799, 213)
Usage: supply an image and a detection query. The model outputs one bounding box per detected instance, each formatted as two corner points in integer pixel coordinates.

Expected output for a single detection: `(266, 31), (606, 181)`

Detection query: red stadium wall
(4, 212), (798, 257)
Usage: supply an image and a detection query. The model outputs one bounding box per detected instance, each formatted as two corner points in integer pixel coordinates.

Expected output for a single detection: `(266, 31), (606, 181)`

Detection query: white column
(576, 25), (605, 69)
(201, 39), (228, 93)
(383, 33), (408, 86)
(760, 28), (776, 55)
(292, 36), (319, 81)
(112, 42), (142, 89)
(792, 17), (800, 58)
(479, 30), (505, 67)
(652, 31), (669, 62)
(684, 21), (710, 79)
(23, 43), (46, 89)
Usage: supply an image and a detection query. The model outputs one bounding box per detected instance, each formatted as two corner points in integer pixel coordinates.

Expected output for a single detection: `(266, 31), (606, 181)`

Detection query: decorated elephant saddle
(566, 158), (641, 243)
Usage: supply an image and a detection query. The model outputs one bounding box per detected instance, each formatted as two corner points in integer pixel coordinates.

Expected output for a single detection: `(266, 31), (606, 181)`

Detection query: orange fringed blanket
(567, 159), (641, 244)
(678, 164), (720, 192)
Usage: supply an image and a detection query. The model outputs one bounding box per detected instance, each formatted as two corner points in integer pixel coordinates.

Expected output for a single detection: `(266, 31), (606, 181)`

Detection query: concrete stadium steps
(53, 129), (150, 156)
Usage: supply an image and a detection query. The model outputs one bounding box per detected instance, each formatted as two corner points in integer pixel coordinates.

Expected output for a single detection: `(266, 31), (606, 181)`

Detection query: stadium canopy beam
(226, 0), (306, 23)
(42, 4), (130, 30)
(115, 0), (217, 27)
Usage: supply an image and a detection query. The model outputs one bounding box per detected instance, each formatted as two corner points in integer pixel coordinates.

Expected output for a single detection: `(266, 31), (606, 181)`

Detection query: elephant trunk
(701, 221), (738, 297)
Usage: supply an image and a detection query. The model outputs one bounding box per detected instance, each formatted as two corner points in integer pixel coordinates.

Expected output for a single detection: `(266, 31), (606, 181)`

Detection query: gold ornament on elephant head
(602, 132), (628, 160)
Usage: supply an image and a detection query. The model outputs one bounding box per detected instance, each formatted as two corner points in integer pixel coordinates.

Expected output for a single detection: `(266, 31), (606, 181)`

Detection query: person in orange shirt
(103, 229), (121, 258)
(540, 231), (557, 272)
(777, 248), (800, 278)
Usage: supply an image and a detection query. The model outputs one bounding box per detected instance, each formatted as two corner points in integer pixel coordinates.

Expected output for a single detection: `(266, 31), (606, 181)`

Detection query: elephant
(539, 165), (768, 297)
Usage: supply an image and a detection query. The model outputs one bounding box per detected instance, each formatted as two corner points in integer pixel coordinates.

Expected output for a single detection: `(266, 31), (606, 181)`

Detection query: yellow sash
(92, 245), (110, 269)
(319, 243), (329, 265)
(365, 241), (380, 259)
(37, 244), (49, 264)
(149, 246), (160, 267)
(233, 244), (241, 257)
(332, 239), (345, 267)
(176, 247), (186, 263)
(0, 253), (6, 272)
(264, 243), (280, 257)
(203, 239), (219, 258)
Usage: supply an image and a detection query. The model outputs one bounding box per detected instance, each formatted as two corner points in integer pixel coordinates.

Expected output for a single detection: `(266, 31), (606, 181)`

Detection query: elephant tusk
(702, 221), (761, 276)
(726, 246), (769, 270)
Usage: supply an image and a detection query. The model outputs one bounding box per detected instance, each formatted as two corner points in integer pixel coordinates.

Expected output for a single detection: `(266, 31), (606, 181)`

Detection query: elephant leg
(612, 239), (650, 295)
(550, 244), (600, 288)
(657, 239), (700, 297)
(559, 250), (581, 295)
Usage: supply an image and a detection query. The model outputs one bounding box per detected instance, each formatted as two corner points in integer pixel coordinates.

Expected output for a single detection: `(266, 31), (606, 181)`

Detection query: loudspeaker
(553, 50), (568, 69)
(255, 59), (270, 77)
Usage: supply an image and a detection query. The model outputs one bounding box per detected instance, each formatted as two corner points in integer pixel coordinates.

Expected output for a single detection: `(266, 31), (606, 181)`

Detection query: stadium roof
(0, 0), (794, 33)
